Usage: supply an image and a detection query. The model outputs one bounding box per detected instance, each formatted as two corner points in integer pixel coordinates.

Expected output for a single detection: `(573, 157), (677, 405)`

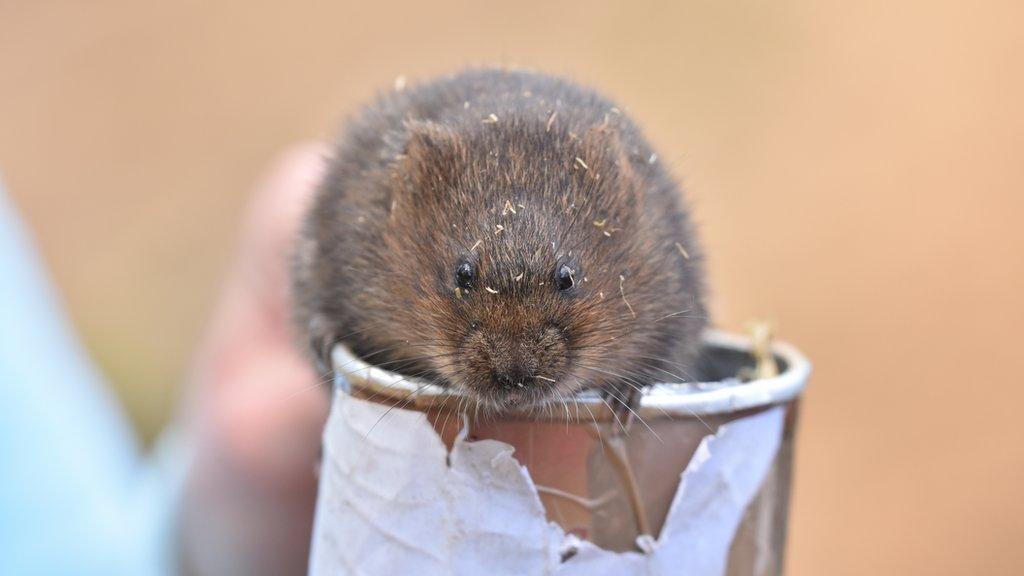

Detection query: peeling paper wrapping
(308, 388), (785, 576)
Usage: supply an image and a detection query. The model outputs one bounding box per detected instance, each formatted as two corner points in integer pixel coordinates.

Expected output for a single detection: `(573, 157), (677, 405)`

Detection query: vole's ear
(401, 119), (461, 164)
(388, 120), (464, 199)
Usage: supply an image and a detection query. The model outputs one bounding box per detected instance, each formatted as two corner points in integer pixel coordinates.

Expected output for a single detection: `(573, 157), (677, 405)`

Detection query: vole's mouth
(466, 384), (556, 413)
(447, 367), (577, 414)
(492, 388), (530, 408)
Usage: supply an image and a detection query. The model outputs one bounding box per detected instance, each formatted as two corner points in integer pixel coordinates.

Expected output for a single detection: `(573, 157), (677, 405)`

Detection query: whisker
(364, 380), (437, 438)
(601, 386), (663, 444)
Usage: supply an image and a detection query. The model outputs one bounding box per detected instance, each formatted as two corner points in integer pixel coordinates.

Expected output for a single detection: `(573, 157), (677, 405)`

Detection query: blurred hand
(178, 144), (330, 576)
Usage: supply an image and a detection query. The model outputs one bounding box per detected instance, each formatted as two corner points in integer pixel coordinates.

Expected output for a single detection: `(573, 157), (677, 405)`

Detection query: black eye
(555, 264), (576, 291)
(456, 260), (475, 290)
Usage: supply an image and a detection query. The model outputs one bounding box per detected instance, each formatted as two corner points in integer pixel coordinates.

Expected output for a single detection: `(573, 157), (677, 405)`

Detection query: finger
(193, 142), (331, 477)
(179, 143), (331, 575)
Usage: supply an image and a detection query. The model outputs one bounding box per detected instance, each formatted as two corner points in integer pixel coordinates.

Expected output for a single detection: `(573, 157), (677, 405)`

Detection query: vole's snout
(463, 323), (569, 407)
(483, 336), (541, 398)
(492, 364), (537, 392)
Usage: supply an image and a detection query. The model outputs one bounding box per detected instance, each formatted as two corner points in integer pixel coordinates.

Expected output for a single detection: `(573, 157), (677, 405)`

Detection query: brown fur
(293, 68), (707, 412)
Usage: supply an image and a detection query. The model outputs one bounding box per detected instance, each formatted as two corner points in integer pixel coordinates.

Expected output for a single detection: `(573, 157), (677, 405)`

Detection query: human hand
(177, 144), (330, 576)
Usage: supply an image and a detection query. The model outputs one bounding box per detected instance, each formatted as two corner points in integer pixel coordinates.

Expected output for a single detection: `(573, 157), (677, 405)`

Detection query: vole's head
(298, 113), (704, 413)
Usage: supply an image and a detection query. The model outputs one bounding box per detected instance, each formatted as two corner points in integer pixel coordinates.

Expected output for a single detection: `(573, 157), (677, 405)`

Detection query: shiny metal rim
(330, 329), (810, 418)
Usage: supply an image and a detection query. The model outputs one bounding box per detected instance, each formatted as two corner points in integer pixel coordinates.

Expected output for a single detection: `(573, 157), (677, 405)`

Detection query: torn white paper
(308, 390), (784, 576)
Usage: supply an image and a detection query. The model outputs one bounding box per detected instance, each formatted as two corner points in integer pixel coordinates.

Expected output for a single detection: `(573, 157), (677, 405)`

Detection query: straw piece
(535, 486), (616, 512)
(749, 321), (779, 379)
(546, 110), (558, 132)
(619, 275), (637, 318)
(594, 429), (653, 540)
(674, 242), (690, 260)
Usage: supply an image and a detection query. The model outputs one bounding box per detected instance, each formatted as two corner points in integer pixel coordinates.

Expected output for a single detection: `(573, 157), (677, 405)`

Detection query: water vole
(293, 69), (706, 412)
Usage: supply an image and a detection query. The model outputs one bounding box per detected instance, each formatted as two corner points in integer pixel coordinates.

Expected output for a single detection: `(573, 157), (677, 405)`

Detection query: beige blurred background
(2, 1), (1022, 574)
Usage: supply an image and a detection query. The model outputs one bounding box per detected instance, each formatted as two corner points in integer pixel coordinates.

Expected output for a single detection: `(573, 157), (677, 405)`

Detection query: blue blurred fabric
(0, 182), (180, 576)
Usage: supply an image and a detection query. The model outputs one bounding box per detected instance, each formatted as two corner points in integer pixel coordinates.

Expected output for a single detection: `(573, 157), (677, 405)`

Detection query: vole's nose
(485, 332), (541, 391)
(493, 369), (536, 391)
(467, 322), (567, 400)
